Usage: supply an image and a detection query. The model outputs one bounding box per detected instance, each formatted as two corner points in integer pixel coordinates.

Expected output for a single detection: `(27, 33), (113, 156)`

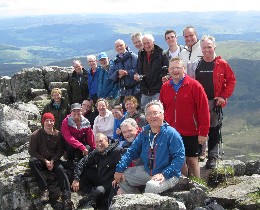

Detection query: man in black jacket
(71, 133), (121, 209)
(134, 34), (168, 110)
(67, 60), (89, 105)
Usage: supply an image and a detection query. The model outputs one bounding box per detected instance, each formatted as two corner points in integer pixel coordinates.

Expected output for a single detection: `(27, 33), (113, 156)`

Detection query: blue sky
(0, 0), (259, 18)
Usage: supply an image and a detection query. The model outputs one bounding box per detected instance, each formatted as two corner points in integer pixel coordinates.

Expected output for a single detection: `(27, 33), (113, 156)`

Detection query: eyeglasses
(168, 67), (183, 71)
(145, 111), (162, 117)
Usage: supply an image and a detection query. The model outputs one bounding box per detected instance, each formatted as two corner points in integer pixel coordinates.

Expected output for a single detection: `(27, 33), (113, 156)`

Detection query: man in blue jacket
(109, 39), (140, 104)
(114, 100), (185, 194)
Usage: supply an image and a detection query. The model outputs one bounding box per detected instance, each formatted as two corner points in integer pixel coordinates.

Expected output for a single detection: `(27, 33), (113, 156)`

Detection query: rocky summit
(0, 67), (259, 210)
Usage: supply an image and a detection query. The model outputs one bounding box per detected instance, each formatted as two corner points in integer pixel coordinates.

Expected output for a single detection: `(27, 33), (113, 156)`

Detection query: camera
(138, 74), (145, 81)
(162, 66), (169, 77)
(148, 157), (154, 170)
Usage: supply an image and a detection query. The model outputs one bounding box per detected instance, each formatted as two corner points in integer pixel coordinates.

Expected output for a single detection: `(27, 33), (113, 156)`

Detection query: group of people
(28, 25), (236, 210)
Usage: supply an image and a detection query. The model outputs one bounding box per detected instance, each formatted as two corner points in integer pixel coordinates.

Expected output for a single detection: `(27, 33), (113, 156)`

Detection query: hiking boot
(77, 194), (93, 208)
(206, 157), (217, 169)
(40, 189), (49, 203)
(63, 198), (74, 210)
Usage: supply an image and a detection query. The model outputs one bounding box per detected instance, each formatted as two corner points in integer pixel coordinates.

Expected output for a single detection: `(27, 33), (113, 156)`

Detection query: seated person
(61, 103), (95, 164)
(124, 95), (146, 128)
(71, 133), (122, 209)
(111, 104), (126, 143)
(81, 99), (98, 128)
(93, 98), (114, 138)
(114, 100), (185, 194)
(28, 113), (73, 209)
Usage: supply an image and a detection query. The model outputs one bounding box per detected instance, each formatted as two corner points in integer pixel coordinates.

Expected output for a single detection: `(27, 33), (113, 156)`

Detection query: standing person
(93, 98), (114, 138)
(61, 103), (95, 164)
(134, 34), (168, 110)
(180, 26), (203, 77)
(124, 95), (146, 128)
(114, 100), (185, 194)
(28, 113), (73, 209)
(195, 35), (236, 169)
(97, 52), (119, 108)
(160, 57), (210, 178)
(109, 39), (140, 104)
(71, 133), (122, 209)
(81, 99), (98, 128)
(67, 60), (89, 105)
(87, 55), (100, 104)
(131, 32), (143, 52)
(41, 88), (70, 131)
(164, 29), (184, 60)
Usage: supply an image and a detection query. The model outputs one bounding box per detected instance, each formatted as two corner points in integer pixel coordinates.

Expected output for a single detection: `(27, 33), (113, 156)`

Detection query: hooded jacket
(61, 114), (95, 152)
(116, 123), (185, 179)
(74, 140), (122, 185)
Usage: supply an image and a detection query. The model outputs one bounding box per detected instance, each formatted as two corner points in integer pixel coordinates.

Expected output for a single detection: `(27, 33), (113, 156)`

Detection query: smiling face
(51, 91), (61, 103)
(125, 100), (137, 115)
(73, 61), (83, 74)
(81, 100), (92, 114)
(145, 104), (164, 131)
(97, 101), (107, 116)
(115, 40), (126, 55)
(121, 124), (138, 143)
(142, 37), (154, 53)
(201, 38), (216, 62)
(111, 108), (123, 120)
(132, 37), (143, 51)
(168, 59), (185, 84)
(99, 57), (109, 68)
(183, 27), (198, 48)
(43, 118), (55, 132)
(95, 134), (109, 153)
(88, 57), (97, 70)
(71, 109), (82, 122)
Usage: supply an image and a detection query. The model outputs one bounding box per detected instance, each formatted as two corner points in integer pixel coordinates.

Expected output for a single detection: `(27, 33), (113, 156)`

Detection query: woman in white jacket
(93, 98), (114, 138)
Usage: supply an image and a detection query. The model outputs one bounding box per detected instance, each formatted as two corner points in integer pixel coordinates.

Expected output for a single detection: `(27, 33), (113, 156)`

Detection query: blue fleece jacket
(116, 122), (185, 179)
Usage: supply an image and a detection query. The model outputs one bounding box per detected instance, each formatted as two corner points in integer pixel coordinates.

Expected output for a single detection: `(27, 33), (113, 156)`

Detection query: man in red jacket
(195, 35), (236, 169)
(160, 57), (210, 178)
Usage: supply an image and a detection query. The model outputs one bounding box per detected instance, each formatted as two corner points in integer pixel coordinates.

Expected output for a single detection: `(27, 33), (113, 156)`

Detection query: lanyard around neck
(148, 130), (159, 150)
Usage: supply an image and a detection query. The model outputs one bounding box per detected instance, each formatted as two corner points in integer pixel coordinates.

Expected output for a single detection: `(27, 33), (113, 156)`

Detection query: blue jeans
(141, 93), (160, 110)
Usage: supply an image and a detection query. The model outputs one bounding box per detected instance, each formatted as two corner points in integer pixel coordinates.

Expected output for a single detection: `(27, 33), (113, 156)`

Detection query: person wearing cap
(97, 52), (119, 108)
(61, 103), (95, 164)
(67, 59), (89, 105)
(28, 113), (73, 208)
(87, 55), (101, 104)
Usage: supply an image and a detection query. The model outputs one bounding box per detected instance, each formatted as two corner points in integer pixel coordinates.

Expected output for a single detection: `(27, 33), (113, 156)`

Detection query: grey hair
(120, 118), (138, 129)
(73, 59), (82, 65)
(131, 32), (143, 41)
(200, 35), (216, 47)
(142, 34), (155, 42)
(87, 55), (96, 61)
(115, 39), (125, 45)
(145, 100), (164, 115)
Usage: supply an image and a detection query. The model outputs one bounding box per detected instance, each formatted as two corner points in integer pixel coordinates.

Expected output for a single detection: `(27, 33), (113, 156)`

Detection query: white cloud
(0, 0), (258, 17)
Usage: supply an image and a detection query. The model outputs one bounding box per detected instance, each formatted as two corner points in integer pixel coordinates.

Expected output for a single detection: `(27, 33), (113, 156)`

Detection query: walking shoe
(206, 157), (217, 169)
(63, 198), (74, 210)
(77, 195), (94, 208)
(40, 189), (49, 203)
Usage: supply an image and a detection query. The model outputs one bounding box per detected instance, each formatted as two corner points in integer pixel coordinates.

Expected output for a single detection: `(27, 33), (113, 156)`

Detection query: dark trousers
(65, 142), (91, 161)
(80, 166), (112, 209)
(208, 125), (221, 158)
(29, 157), (70, 194)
